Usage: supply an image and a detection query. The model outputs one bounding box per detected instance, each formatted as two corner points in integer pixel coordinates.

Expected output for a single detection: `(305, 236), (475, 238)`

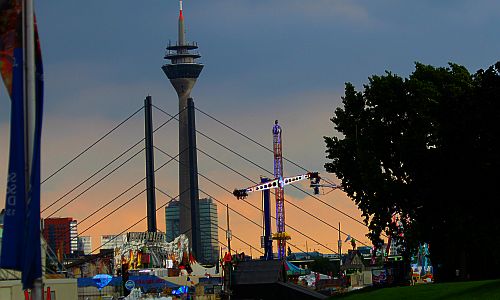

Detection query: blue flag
(21, 22), (44, 289)
(1, 0), (28, 272)
(344, 235), (352, 242)
(0, 0), (44, 289)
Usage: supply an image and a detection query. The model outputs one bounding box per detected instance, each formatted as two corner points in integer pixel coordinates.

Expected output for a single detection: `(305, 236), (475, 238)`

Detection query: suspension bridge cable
(67, 187), (229, 268)
(43, 108), (184, 217)
(77, 152), (183, 237)
(153, 146), (250, 204)
(60, 186), (175, 269)
(76, 152), (181, 228)
(197, 127), (367, 230)
(196, 107), (341, 187)
(70, 179), (306, 267)
(155, 187), (263, 256)
(45, 147), (145, 218)
(42, 140), (144, 213)
(194, 107), (372, 232)
(179, 225), (234, 255)
(79, 188), (147, 237)
(197, 188), (340, 254)
(155, 146), (334, 253)
(88, 196), (152, 254)
(47, 187), (146, 259)
(154, 143), (369, 248)
(153, 105), (368, 232)
(195, 147), (373, 246)
(90, 187), (189, 254)
(50, 150), (185, 250)
(42, 105), (144, 184)
(70, 205), (234, 270)
(153, 145), (349, 251)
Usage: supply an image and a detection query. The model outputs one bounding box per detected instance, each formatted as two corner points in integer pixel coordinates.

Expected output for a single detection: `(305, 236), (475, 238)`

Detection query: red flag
(223, 252), (232, 263)
(0, 0), (22, 94)
(189, 253), (197, 264)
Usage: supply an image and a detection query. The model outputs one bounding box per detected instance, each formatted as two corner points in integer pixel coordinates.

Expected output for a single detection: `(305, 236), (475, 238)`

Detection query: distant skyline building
(42, 217), (78, 256)
(100, 234), (126, 250)
(165, 198), (219, 265)
(198, 198), (219, 265)
(77, 236), (92, 255)
(70, 220), (78, 254)
(162, 0), (204, 258)
(165, 200), (180, 242)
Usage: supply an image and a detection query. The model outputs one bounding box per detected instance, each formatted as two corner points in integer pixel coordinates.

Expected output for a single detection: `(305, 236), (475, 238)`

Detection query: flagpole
(338, 222), (342, 266)
(23, 0), (42, 299)
(23, 0), (36, 164)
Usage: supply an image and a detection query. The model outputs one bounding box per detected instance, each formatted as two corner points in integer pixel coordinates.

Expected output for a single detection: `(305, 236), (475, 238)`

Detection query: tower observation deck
(162, 0), (203, 259)
(162, 0), (203, 83)
(163, 41), (203, 79)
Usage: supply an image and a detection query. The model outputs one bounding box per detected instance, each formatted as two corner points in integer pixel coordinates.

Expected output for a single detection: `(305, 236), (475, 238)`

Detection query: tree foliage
(309, 256), (336, 275)
(325, 62), (500, 281)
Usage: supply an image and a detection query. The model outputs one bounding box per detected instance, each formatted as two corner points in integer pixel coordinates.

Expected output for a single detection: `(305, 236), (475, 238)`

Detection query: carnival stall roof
(190, 261), (218, 276)
(341, 250), (365, 272)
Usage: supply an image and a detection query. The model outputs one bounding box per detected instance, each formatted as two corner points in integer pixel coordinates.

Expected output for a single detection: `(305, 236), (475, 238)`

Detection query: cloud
(42, 61), (174, 118)
(287, 0), (372, 23)
(196, 0), (374, 25)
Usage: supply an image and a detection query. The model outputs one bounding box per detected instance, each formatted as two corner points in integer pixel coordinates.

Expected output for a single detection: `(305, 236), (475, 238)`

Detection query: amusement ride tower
(162, 0), (203, 258)
(233, 121), (321, 260)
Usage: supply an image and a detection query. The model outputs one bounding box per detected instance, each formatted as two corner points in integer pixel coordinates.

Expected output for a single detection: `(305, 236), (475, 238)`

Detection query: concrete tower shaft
(162, 0), (203, 259)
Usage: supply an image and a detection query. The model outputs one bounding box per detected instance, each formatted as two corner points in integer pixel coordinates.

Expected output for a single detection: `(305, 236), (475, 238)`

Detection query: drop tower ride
(162, 0), (203, 258)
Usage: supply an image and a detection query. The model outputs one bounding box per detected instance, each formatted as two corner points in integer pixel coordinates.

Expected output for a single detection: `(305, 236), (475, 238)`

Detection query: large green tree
(325, 62), (500, 281)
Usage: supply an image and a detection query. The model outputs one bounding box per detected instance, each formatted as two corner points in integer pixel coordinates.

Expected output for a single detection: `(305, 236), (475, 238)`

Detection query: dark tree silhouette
(325, 62), (500, 281)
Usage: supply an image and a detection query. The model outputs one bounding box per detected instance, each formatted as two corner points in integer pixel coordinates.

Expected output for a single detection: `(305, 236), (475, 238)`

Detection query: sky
(1, 0), (499, 256)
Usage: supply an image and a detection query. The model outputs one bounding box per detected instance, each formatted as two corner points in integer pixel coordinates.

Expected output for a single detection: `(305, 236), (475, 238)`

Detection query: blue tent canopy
(78, 276), (122, 288)
(130, 275), (179, 292)
(93, 274), (113, 290)
(286, 261), (310, 276)
(78, 275), (179, 292)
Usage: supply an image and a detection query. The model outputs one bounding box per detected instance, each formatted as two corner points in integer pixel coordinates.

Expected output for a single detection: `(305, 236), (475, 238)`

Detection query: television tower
(162, 0), (203, 258)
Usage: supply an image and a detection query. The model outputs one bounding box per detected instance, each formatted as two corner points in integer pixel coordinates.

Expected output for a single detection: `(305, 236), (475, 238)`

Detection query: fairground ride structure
(233, 120), (323, 260)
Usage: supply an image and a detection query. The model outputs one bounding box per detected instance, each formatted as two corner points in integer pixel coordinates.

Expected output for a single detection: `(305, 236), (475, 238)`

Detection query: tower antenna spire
(178, 0), (185, 45)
